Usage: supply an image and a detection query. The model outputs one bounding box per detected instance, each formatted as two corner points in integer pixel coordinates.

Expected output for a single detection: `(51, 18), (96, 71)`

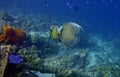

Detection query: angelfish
(66, 2), (79, 11)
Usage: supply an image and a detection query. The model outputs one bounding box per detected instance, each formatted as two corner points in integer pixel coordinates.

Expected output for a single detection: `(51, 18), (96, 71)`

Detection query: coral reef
(28, 31), (58, 55)
(0, 25), (26, 44)
(22, 61), (120, 77)
(0, 11), (119, 77)
(44, 50), (87, 70)
(29, 31), (50, 44)
(0, 45), (12, 77)
(19, 33), (119, 77)
(2, 12), (16, 23)
(0, 11), (25, 27)
(18, 45), (44, 65)
(85, 65), (120, 77)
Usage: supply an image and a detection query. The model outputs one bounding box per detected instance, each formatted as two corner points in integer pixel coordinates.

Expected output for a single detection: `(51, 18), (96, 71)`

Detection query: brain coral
(0, 25), (26, 44)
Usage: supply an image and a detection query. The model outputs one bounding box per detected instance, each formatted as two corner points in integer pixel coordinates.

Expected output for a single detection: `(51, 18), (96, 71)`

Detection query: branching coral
(0, 45), (12, 77)
(0, 25), (26, 44)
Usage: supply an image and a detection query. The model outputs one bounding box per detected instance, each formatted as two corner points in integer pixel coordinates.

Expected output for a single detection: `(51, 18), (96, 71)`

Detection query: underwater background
(0, 0), (120, 36)
(0, 0), (120, 77)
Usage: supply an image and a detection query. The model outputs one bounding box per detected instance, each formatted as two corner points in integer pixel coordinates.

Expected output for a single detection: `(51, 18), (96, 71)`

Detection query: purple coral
(9, 54), (23, 64)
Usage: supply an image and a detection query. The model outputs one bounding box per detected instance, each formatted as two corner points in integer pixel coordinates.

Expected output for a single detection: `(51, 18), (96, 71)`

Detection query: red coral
(0, 25), (26, 44)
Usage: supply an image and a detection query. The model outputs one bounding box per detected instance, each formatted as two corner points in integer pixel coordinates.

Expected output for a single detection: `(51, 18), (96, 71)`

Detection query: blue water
(0, 0), (120, 38)
(0, 0), (120, 77)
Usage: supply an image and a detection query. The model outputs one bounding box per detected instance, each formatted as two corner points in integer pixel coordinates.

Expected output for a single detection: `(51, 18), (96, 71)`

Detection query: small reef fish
(9, 54), (23, 64)
(66, 2), (79, 11)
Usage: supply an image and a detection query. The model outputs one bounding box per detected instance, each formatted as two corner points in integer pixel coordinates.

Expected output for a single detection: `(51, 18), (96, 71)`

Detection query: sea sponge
(0, 25), (26, 44)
